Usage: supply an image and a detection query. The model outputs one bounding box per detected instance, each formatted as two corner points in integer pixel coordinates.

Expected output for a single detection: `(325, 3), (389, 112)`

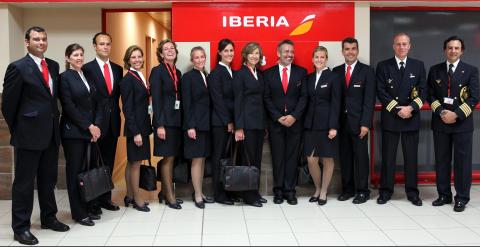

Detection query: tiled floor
(1, 185), (480, 246)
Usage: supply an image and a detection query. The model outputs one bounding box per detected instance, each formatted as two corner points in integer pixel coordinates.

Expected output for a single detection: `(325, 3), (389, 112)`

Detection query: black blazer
(376, 57), (427, 132)
(119, 71), (153, 137)
(82, 59), (123, 138)
(233, 65), (266, 130)
(332, 61), (376, 135)
(2, 55), (60, 150)
(59, 69), (104, 140)
(208, 64), (234, 127)
(181, 69), (210, 131)
(264, 64), (307, 132)
(427, 60), (479, 133)
(149, 63), (183, 129)
(304, 69), (341, 130)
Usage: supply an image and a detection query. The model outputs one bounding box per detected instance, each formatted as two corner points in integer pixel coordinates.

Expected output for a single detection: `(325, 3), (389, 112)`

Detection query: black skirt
(304, 130), (338, 158)
(184, 130), (211, 159)
(126, 135), (151, 162)
(153, 127), (182, 157)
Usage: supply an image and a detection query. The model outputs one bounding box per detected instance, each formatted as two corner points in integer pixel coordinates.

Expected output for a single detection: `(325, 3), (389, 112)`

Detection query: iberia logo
(290, 14), (316, 36)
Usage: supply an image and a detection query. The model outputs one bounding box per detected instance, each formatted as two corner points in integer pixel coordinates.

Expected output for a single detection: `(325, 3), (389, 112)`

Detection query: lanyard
(128, 70), (150, 95)
(165, 62), (179, 99)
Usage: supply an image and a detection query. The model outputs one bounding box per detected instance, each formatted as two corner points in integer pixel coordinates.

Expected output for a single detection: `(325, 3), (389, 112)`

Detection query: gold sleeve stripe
(460, 103), (472, 117)
(414, 98), (423, 109)
(431, 100), (441, 113)
(386, 100), (398, 112)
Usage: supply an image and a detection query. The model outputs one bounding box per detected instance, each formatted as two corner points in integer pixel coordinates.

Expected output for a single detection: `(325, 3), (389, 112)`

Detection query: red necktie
(40, 60), (51, 95)
(103, 63), (113, 95)
(282, 67), (288, 94)
(345, 65), (352, 88)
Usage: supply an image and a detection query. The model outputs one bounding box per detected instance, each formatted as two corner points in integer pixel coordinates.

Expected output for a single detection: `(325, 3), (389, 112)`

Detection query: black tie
(448, 63), (454, 78)
(399, 61), (405, 79)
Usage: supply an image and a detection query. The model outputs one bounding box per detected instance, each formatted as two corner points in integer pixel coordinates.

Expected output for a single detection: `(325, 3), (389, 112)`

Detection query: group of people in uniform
(2, 25), (478, 246)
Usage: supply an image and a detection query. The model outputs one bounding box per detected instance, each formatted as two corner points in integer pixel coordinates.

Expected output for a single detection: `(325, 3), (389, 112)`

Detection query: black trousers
(379, 130), (419, 199)
(433, 131), (472, 203)
(12, 137), (59, 233)
(62, 139), (90, 221)
(211, 126), (233, 201)
(268, 127), (301, 197)
(339, 128), (370, 195)
(95, 130), (118, 204)
(241, 129), (264, 204)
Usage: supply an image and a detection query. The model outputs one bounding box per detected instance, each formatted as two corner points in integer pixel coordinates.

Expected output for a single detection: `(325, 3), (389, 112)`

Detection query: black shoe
(337, 193), (355, 201)
(352, 194), (369, 204)
(286, 195), (298, 205)
(88, 213), (101, 220)
(258, 197), (267, 204)
(229, 196), (241, 203)
(432, 196), (452, 206)
(165, 200), (182, 210)
(408, 197), (423, 206)
(100, 201), (120, 211)
(192, 193), (205, 209)
(158, 192), (183, 204)
(376, 195), (390, 205)
(41, 218), (70, 232)
(133, 201), (150, 212)
(76, 217), (95, 226)
(273, 195), (284, 204)
(454, 201), (466, 212)
(90, 206), (102, 216)
(215, 199), (234, 205)
(247, 201), (263, 207)
(318, 198), (327, 206)
(124, 196), (133, 207)
(14, 230), (38, 245)
(309, 196), (319, 203)
(202, 196), (215, 204)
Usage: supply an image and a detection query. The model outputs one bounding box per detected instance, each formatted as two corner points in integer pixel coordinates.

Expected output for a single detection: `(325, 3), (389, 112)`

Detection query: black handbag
(140, 159), (157, 191)
(204, 157), (212, 178)
(77, 143), (114, 202)
(223, 141), (260, 191)
(297, 142), (313, 185)
(173, 156), (191, 184)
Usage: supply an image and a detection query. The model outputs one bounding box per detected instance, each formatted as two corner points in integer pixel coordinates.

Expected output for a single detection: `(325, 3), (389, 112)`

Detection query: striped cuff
(430, 100), (441, 113)
(386, 100), (398, 112)
(413, 97), (423, 109)
(459, 103), (472, 118)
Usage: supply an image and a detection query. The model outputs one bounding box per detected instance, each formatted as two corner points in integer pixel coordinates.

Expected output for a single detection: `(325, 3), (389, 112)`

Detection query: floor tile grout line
(317, 202), (349, 245)
(152, 203), (167, 246)
(104, 206), (130, 245)
(360, 202), (398, 246)
(279, 204), (300, 246)
(389, 200), (446, 245)
(442, 206), (480, 238)
(241, 205), (252, 246)
(200, 208), (205, 246)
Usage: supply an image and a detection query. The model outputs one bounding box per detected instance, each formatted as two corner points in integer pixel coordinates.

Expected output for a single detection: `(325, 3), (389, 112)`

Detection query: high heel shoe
(309, 196), (320, 203)
(192, 193), (205, 209)
(133, 201), (150, 212)
(158, 192), (183, 204)
(125, 196), (149, 207)
(202, 195), (215, 204)
(165, 200), (182, 210)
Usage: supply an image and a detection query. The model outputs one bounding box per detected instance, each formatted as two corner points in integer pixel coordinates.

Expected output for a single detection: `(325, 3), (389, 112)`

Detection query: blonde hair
(241, 42), (263, 68)
(123, 45), (144, 70)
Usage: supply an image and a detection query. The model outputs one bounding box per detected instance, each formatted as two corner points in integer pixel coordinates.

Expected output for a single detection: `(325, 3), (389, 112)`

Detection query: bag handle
(93, 142), (106, 168)
(143, 159), (153, 166)
(232, 140), (252, 167)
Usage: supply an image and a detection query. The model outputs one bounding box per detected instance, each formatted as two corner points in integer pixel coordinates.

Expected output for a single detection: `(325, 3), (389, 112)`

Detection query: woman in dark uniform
(208, 39), (236, 205)
(119, 45), (152, 212)
(182, 46), (214, 209)
(150, 39), (183, 210)
(233, 42), (267, 207)
(304, 46), (341, 205)
(59, 43), (102, 226)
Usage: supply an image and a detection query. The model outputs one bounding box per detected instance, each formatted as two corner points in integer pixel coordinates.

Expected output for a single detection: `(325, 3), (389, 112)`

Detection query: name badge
(354, 84), (361, 88)
(148, 104), (153, 115)
(174, 100), (181, 110)
(443, 97), (454, 105)
(321, 84), (327, 88)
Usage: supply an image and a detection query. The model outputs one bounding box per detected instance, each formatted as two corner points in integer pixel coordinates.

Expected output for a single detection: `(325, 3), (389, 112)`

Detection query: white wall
(0, 4), (10, 92)
(355, 2), (371, 65)
(22, 7), (102, 73)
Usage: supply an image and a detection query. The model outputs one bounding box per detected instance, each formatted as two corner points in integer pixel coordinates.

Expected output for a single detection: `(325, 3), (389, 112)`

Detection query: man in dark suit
(82, 32), (123, 214)
(332, 37), (376, 204)
(2, 26), (69, 245)
(376, 33), (426, 206)
(427, 36), (479, 212)
(264, 40), (307, 205)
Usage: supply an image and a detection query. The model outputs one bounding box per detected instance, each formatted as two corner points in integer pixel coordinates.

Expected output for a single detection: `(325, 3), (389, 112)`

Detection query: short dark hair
(342, 37), (359, 49)
(25, 26), (46, 40)
(443, 35), (465, 51)
(92, 32), (112, 45)
(277, 39), (294, 52)
(64, 43), (84, 69)
(123, 45), (144, 70)
(216, 38), (234, 64)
